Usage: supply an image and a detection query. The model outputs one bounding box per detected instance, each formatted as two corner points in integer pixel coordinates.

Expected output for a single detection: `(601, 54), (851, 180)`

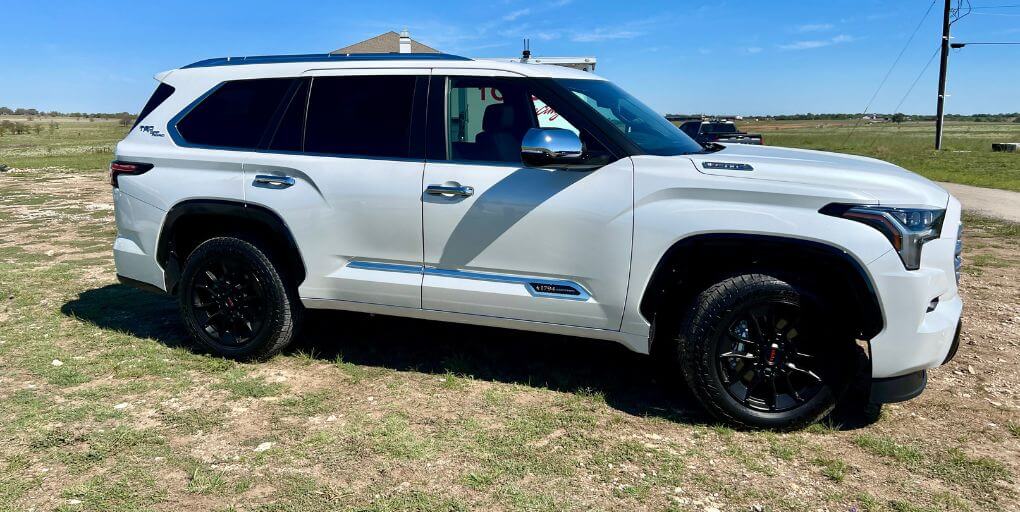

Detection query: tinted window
(704, 123), (737, 134)
(176, 78), (294, 149)
(447, 77), (533, 163)
(133, 83), (176, 129)
(267, 79), (309, 152)
(679, 122), (700, 137)
(304, 76), (416, 158)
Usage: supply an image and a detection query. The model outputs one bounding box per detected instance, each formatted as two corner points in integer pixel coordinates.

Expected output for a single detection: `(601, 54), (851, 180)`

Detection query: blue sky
(1, 0), (1018, 115)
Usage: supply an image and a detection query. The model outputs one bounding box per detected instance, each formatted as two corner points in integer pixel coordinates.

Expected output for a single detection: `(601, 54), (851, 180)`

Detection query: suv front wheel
(675, 274), (853, 430)
(178, 236), (302, 361)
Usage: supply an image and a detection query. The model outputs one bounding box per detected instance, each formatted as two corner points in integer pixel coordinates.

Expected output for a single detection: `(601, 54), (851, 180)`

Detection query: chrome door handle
(425, 184), (474, 197)
(253, 175), (295, 188)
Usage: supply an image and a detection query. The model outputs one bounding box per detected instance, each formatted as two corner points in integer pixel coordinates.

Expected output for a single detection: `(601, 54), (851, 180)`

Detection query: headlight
(821, 204), (946, 270)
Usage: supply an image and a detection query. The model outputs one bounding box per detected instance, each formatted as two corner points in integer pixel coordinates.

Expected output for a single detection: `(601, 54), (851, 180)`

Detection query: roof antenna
(521, 38), (531, 61)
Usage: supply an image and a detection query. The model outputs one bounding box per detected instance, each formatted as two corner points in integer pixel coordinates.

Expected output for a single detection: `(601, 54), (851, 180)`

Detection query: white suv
(112, 53), (963, 429)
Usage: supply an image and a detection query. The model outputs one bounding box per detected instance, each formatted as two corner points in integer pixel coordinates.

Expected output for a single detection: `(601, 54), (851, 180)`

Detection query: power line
(844, 0), (938, 144)
(952, 0), (973, 23)
(894, 46), (942, 113)
(864, 46), (941, 149)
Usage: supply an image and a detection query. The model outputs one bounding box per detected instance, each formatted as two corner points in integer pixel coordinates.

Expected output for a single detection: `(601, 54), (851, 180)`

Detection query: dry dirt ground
(1, 166), (1019, 512)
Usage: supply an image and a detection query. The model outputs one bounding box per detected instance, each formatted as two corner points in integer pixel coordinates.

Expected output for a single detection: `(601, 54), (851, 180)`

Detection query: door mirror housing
(521, 128), (586, 169)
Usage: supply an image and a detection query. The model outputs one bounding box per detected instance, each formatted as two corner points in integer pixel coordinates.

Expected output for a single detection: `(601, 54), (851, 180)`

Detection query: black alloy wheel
(717, 302), (826, 413)
(178, 237), (301, 361)
(188, 257), (268, 347)
(676, 274), (851, 430)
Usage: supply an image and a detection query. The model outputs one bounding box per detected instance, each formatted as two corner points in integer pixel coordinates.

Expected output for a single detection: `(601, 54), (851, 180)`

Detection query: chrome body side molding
(345, 260), (592, 301)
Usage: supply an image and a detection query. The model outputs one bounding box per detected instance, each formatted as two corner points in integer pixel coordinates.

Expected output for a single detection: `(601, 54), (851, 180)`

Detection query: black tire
(675, 274), (854, 430)
(178, 236), (302, 361)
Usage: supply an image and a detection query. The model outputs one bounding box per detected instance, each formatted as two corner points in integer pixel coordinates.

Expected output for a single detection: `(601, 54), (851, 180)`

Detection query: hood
(687, 144), (950, 207)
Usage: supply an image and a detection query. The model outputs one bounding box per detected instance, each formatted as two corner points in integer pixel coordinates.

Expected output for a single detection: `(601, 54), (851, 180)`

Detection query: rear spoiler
(154, 69), (175, 82)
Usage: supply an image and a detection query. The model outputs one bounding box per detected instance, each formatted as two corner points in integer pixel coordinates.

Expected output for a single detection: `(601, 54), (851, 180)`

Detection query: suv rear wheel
(178, 236), (302, 361)
(675, 274), (853, 430)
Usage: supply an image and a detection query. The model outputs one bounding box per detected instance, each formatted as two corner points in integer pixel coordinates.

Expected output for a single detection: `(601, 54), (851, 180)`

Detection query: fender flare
(156, 199), (305, 292)
(638, 232), (884, 341)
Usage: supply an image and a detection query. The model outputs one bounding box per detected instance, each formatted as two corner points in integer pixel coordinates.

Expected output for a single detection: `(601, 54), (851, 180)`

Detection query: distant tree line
(0, 106), (135, 121)
(0, 107), (135, 136)
(0, 119), (62, 136)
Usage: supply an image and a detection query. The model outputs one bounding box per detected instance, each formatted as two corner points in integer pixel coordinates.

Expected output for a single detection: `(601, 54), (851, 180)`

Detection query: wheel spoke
(769, 373), (780, 411)
(201, 309), (226, 329)
(204, 269), (220, 283)
(785, 362), (823, 383)
(193, 281), (215, 292)
(743, 372), (764, 404)
(784, 372), (805, 403)
(193, 300), (218, 311)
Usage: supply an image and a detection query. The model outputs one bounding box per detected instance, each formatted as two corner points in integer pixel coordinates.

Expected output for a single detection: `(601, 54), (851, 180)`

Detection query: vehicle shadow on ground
(62, 284), (877, 429)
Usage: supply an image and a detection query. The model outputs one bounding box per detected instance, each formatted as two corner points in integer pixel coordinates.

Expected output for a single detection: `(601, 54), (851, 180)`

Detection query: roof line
(182, 52), (471, 69)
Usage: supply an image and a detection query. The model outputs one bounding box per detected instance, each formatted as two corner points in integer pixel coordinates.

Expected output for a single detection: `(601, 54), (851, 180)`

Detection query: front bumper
(865, 197), (963, 380)
(870, 321), (961, 404)
(867, 249), (962, 378)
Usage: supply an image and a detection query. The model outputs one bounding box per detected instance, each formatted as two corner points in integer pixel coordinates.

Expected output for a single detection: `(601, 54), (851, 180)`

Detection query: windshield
(551, 79), (704, 156)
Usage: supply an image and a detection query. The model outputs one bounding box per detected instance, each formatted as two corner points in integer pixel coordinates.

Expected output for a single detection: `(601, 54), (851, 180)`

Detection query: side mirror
(521, 128), (584, 168)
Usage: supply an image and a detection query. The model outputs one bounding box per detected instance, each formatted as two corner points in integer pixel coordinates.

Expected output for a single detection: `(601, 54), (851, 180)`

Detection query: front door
(421, 74), (633, 330)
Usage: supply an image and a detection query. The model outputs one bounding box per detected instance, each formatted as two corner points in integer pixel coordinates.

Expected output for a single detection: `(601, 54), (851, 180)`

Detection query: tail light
(110, 161), (154, 187)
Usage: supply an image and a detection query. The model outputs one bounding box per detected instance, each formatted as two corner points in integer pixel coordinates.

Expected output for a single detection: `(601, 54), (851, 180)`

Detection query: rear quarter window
(132, 83), (176, 129)
(175, 78), (295, 149)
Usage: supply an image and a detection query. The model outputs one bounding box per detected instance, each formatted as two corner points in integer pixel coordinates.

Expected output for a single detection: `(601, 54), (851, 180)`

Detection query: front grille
(954, 223), (963, 284)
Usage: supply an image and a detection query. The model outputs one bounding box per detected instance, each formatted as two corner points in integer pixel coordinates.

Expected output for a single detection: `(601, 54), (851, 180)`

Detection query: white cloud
(796, 23), (834, 32)
(571, 28), (642, 42)
(779, 34), (854, 50)
(746, 46), (763, 54)
(503, 9), (530, 21)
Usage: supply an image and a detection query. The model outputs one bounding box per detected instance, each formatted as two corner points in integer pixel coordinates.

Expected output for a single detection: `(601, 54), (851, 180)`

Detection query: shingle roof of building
(331, 31), (440, 54)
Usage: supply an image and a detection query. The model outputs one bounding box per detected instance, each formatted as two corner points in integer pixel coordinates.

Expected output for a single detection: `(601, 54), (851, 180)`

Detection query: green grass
(723, 119), (1020, 192)
(853, 434), (1010, 495)
(1009, 422), (1020, 439)
(964, 212), (1020, 240)
(812, 457), (850, 483)
(215, 368), (285, 398)
(0, 117), (127, 170)
(853, 434), (924, 465)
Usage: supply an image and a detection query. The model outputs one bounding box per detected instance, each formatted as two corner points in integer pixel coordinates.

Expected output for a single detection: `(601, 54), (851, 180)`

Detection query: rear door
(243, 69), (429, 308)
(420, 73), (634, 330)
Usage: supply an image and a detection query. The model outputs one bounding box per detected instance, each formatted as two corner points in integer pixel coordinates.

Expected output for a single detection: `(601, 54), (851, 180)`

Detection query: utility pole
(935, 0), (952, 150)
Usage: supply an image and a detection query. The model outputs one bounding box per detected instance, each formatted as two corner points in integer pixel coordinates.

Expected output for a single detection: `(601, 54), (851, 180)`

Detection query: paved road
(939, 182), (1020, 224)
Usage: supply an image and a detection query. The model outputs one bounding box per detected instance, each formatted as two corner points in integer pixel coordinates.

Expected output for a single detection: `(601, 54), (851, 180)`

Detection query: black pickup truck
(678, 120), (763, 145)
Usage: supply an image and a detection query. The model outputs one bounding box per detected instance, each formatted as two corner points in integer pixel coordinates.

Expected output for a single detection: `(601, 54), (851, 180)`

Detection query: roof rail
(182, 52), (471, 69)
